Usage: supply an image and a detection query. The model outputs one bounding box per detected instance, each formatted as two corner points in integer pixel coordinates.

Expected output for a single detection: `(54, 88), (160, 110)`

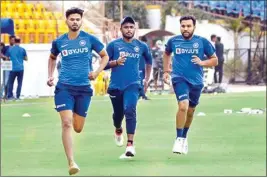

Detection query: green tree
(105, 1), (149, 28)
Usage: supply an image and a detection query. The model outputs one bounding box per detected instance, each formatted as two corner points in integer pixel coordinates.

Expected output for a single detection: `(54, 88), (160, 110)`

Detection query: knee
(179, 101), (189, 113)
(187, 108), (195, 117)
(74, 127), (82, 133)
(124, 107), (136, 119)
(61, 118), (72, 130)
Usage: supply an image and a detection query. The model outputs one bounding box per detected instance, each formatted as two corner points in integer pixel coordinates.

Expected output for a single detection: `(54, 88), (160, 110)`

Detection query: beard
(182, 31), (194, 40)
(122, 32), (134, 40)
(68, 24), (81, 32)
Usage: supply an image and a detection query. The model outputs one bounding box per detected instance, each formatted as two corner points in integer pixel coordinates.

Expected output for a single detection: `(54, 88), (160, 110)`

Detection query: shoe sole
(125, 151), (135, 157)
(69, 167), (80, 175)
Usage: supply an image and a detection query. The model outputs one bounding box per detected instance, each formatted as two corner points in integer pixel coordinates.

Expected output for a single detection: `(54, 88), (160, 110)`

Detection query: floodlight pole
(120, 0), (123, 21)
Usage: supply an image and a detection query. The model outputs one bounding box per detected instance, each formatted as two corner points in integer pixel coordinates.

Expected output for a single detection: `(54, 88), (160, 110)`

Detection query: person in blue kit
(163, 15), (218, 155)
(46, 7), (109, 175)
(105, 16), (152, 158)
(139, 36), (150, 100)
(6, 37), (28, 100)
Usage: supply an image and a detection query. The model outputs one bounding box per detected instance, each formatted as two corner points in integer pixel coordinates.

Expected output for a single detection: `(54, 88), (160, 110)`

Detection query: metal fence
(224, 48), (266, 84)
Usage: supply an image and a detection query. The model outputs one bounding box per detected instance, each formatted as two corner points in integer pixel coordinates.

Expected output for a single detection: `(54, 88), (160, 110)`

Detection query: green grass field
(1, 91), (266, 176)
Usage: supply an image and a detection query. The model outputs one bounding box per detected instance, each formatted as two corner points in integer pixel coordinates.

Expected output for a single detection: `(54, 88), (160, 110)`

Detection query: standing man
(47, 7), (108, 175)
(150, 40), (164, 93)
(105, 16), (152, 158)
(163, 15), (218, 155)
(6, 37), (27, 100)
(210, 34), (217, 48)
(139, 36), (150, 100)
(1, 36), (15, 100)
(214, 36), (224, 83)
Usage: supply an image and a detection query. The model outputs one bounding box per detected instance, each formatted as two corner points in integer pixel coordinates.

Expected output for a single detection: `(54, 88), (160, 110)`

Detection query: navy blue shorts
(54, 82), (93, 117)
(172, 77), (204, 107)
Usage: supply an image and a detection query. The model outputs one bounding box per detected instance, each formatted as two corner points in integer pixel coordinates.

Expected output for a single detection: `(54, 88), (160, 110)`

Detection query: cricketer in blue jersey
(105, 16), (152, 158)
(47, 7), (109, 175)
(139, 36), (151, 100)
(163, 15), (218, 155)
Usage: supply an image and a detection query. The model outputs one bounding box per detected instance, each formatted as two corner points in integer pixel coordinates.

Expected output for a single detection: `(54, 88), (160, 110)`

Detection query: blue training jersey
(165, 35), (215, 85)
(106, 38), (152, 90)
(6, 45), (27, 71)
(50, 31), (104, 86)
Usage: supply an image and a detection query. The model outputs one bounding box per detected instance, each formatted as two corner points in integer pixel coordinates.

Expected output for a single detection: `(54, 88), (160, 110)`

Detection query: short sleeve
(23, 48), (27, 57)
(203, 38), (215, 58)
(50, 40), (60, 56)
(142, 43), (152, 65)
(165, 38), (173, 54)
(90, 35), (104, 53)
(104, 42), (114, 70)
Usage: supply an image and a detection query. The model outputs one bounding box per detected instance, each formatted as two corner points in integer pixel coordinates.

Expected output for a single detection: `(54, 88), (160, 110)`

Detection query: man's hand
(89, 71), (98, 80)
(143, 78), (149, 93)
(191, 55), (204, 66)
(116, 56), (127, 66)
(163, 72), (171, 85)
(47, 77), (54, 87)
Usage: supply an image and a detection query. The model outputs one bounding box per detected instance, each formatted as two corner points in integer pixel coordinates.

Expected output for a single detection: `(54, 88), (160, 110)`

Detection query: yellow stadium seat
(1, 3), (7, 12)
(6, 3), (16, 12)
(24, 3), (34, 12)
(43, 11), (54, 20)
(53, 11), (63, 20)
(36, 20), (46, 32)
(14, 19), (25, 33)
(25, 19), (36, 32)
(11, 12), (21, 19)
(35, 2), (45, 12)
(16, 2), (25, 13)
(22, 12), (32, 19)
(3, 11), (12, 18)
(32, 11), (43, 19)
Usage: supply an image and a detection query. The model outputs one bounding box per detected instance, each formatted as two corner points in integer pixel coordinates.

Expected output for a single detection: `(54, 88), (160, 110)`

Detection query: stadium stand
(0, 0), (95, 44)
(179, 0), (266, 23)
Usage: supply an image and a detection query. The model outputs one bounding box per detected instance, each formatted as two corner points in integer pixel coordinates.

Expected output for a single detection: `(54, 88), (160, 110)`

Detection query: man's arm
(94, 49), (109, 75)
(163, 52), (172, 73)
(192, 53), (218, 67)
(47, 53), (57, 86)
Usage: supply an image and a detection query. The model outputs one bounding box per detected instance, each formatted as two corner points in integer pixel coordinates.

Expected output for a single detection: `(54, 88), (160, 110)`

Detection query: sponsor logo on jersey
(176, 48), (199, 54)
(119, 51), (140, 58)
(61, 47), (89, 57)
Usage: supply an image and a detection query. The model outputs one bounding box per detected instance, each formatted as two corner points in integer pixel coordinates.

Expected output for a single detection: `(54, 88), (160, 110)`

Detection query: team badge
(79, 40), (86, 46)
(193, 42), (199, 48)
(134, 46), (140, 52)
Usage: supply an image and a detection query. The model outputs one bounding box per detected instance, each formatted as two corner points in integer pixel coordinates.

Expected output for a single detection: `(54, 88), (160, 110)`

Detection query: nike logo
(118, 47), (123, 50)
(109, 95), (116, 98)
(61, 44), (68, 48)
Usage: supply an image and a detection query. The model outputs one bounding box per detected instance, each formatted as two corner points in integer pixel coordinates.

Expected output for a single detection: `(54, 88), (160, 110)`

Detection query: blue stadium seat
(218, 1), (227, 11)
(193, 0), (202, 8)
(200, 0), (209, 7)
(209, 1), (219, 11)
(260, 11), (265, 21)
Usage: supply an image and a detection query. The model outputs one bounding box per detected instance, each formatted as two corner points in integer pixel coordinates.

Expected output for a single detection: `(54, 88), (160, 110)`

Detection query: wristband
(116, 60), (118, 66)
(164, 71), (171, 74)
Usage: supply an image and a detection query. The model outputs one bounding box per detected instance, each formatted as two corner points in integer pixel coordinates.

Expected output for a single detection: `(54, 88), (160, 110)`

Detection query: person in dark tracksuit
(214, 36), (224, 83)
(105, 16), (152, 158)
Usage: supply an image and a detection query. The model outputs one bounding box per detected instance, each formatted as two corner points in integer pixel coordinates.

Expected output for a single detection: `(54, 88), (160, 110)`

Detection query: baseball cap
(120, 16), (135, 26)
